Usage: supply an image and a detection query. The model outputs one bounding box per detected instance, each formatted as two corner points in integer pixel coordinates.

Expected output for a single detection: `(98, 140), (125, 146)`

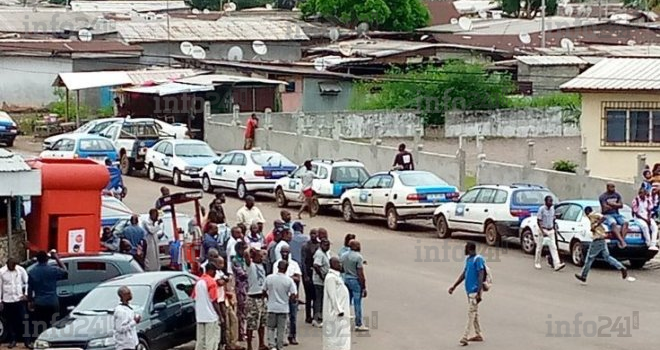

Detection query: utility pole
(541, 0), (546, 48)
(167, 0), (171, 67)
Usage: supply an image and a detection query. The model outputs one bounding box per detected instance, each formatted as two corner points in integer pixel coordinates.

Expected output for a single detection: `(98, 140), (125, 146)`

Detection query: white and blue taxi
(199, 148), (297, 199)
(274, 159), (370, 216)
(341, 170), (459, 230)
(146, 139), (218, 186)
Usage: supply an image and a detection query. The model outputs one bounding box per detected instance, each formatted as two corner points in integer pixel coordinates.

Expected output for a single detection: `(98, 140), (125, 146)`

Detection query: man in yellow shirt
(575, 207), (628, 284)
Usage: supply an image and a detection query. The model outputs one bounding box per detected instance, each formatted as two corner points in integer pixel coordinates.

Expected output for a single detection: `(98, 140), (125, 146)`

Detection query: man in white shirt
(236, 196), (265, 227)
(274, 246), (302, 346)
(113, 286), (141, 350)
(0, 258), (28, 348)
(274, 229), (292, 263)
(193, 263), (223, 350)
(226, 227), (245, 275)
(263, 261), (297, 350)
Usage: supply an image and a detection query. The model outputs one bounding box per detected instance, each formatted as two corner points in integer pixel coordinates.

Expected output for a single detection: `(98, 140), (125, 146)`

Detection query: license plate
(628, 233), (641, 239)
(272, 171), (288, 176)
(427, 194), (445, 200)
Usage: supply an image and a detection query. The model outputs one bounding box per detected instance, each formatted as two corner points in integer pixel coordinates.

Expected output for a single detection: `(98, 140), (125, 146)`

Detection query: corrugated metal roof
(0, 148), (31, 172)
(54, 68), (203, 90)
(126, 69), (201, 85)
(70, 1), (188, 12)
(420, 17), (601, 34)
(118, 18), (309, 43)
(561, 58), (660, 91)
(0, 40), (142, 53)
(308, 39), (442, 58)
(121, 82), (214, 96)
(515, 55), (587, 66)
(0, 11), (117, 35)
(175, 74), (287, 85)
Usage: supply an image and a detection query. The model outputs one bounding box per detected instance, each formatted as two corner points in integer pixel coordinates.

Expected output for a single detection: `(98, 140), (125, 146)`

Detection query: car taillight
(510, 209), (530, 218)
(254, 169), (269, 177)
(407, 194), (425, 201)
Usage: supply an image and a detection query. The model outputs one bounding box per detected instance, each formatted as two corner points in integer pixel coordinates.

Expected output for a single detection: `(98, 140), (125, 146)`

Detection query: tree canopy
(500, 0), (558, 19)
(300, 0), (430, 31)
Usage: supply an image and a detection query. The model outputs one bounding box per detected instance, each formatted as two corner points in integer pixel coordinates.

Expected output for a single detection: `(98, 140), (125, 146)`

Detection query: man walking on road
(448, 242), (485, 346)
(312, 239), (332, 328)
(323, 257), (351, 350)
(113, 286), (141, 350)
(298, 160), (319, 219)
(300, 229), (319, 324)
(245, 113), (259, 150)
(0, 258), (29, 348)
(340, 240), (368, 332)
(193, 263), (223, 350)
(392, 143), (414, 170)
(263, 260), (297, 350)
(575, 207), (629, 284)
(535, 196), (565, 271)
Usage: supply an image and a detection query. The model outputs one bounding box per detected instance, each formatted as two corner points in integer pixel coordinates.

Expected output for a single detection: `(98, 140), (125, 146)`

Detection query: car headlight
(33, 340), (50, 349)
(184, 166), (201, 173)
(88, 336), (116, 348)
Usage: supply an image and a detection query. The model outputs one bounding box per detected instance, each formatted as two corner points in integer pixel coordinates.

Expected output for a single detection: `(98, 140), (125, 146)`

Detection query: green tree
(300, 0), (429, 31)
(500, 0), (558, 18)
(350, 61), (515, 125)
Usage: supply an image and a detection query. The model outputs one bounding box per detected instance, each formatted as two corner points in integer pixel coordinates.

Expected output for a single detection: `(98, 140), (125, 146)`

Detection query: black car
(34, 271), (198, 350)
(0, 253), (144, 342)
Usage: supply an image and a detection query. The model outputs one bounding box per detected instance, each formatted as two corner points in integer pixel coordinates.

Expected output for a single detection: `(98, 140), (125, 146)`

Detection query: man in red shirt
(244, 113), (259, 150)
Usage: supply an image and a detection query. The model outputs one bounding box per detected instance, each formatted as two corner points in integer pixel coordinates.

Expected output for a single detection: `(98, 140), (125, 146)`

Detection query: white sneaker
(554, 263), (566, 272)
(534, 263), (542, 270)
(312, 320), (323, 328)
(355, 325), (370, 332)
(648, 245), (659, 251)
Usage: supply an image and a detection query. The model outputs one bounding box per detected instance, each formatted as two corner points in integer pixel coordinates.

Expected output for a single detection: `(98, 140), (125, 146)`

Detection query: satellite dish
(191, 46), (206, 59)
(356, 22), (369, 37)
(180, 41), (193, 55)
(338, 43), (353, 56)
(192, 8), (200, 14)
(518, 32), (531, 44)
(223, 2), (236, 11)
(421, 34), (430, 41)
(252, 40), (268, 55)
(628, 40), (637, 46)
(313, 57), (327, 72)
(478, 10), (487, 19)
(265, 3), (272, 9)
(155, 14), (164, 19)
(78, 29), (92, 42)
(146, 11), (156, 17)
(203, 9), (210, 14)
(458, 17), (472, 31)
(584, 6), (592, 16)
(564, 6), (574, 16)
(228, 46), (244, 61)
(560, 38), (575, 52)
(450, 18), (458, 25)
(328, 28), (340, 42)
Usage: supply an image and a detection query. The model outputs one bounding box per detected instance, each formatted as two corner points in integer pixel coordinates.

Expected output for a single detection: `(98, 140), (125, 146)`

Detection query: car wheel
(520, 229), (536, 255)
(6, 139), (13, 147)
(237, 180), (248, 199)
(119, 154), (132, 176)
(173, 169), (182, 187)
(202, 174), (213, 193)
(386, 206), (399, 230)
(435, 215), (452, 239)
(310, 196), (320, 216)
(275, 187), (288, 208)
(136, 337), (150, 350)
(570, 240), (585, 266)
(484, 222), (501, 246)
(147, 164), (159, 181)
(0, 316), (7, 343)
(628, 259), (647, 269)
(342, 200), (355, 222)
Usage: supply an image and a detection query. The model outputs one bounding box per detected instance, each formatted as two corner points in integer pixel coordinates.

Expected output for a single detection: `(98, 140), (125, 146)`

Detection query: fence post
(636, 154), (647, 185)
(526, 139), (537, 168)
(264, 108), (272, 150)
(580, 147), (589, 175)
(476, 154), (486, 185)
(371, 123), (382, 146)
(231, 104), (240, 126)
(296, 112), (305, 136)
(414, 126), (423, 161)
(203, 101), (211, 142)
(457, 135), (466, 191)
(332, 117), (343, 140)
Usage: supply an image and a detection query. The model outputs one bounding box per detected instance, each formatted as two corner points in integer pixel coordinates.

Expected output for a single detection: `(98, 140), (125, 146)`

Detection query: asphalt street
(9, 141), (660, 350)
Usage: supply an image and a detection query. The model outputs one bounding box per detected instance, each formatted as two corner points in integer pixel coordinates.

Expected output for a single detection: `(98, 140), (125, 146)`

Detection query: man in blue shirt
(289, 222), (308, 265)
(27, 250), (68, 345)
(121, 215), (146, 255)
(448, 242), (485, 347)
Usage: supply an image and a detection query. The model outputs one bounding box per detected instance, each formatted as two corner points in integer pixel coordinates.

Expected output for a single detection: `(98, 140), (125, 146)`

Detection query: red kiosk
(26, 159), (109, 254)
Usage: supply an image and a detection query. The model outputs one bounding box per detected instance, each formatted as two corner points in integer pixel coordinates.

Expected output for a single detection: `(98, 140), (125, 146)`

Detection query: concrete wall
(0, 56), (72, 107)
(301, 78), (353, 113)
(210, 109), (423, 139)
(445, 107), (580, 138)
(517, 64), (582, 96)
(581, 92), (660, 181)
(0, 231), (27, 263)
(139, 41), (302, 65)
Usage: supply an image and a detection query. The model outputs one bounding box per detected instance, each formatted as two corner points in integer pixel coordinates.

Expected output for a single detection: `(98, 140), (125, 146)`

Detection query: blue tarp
(106, 166), (123, 192)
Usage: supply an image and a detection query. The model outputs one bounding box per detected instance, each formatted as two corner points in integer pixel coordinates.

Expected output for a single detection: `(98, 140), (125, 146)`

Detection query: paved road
(119, 174), (658, 350)
(7, 140), (658, 350)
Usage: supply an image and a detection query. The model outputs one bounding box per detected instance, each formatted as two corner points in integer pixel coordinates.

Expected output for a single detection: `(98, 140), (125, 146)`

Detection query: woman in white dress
(323, 257), (351, 350)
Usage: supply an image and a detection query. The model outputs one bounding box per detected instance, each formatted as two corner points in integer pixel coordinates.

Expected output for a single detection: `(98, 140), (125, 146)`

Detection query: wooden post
(76, 90), (81, 128)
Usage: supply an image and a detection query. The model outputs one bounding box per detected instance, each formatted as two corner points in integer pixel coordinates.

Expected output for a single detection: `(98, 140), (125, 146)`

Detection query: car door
(469, 188), (498, 232)
(169, 275), (197, 341)
(59, 138), (76, 158)
(371, 175), (394, 216)
(228, 152), (248, 186)
(555, 204), (583, 251)
(210, 153), (235, 188)
(146, 280), (181, 350)
(149, 142), (166, 174)
(448, 188), (481, 231)
(42, 139), (64, 158)
(51, 261), (74, 316)
(354, 175), (383, 215)
(160, 142), (175, 176)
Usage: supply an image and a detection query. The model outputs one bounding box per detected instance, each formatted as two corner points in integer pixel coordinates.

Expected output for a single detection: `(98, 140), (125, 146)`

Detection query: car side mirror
(152, 302), (167, 313)
(213, 159), (221, 165)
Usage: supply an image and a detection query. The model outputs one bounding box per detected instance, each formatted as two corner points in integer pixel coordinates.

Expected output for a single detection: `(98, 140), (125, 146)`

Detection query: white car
(131, 118), (189, 139)
(519, 200), (659, 268)
(432, 184), (556, 246)
(42, 117), (122, 150)
(341, 170), (459, 230)
(146, 139), (219, 186)
(39, 134), (118, 164)
(199, 148), (297, 199)
(274, 159), (369, 216)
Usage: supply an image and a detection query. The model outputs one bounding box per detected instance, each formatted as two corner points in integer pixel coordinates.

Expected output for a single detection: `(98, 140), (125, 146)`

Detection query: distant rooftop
(420, 16), (602, 34)
(0, 147), (31, 173)
(561, 58), (660, 92)
(70, 0), (188, 12)
(515, 55), (588, 66)
(308, 39), (444, 58)
(0, 40), (142, 57)
(0, 11), (117, 35)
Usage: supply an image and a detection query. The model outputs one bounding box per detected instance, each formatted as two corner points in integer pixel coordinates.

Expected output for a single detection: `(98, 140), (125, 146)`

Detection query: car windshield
(102, 197), (133, 218)
(251, 152), (295, 167)
(512, 190), (556, 206)
(175, 144), (216, 157)
(399, 172), (448, 186)
(89, 121), (116, 134)
(80, 139), (115, 152)
(589, 205), (634, 220)
(121, 123), (159, 137)
(330, 166), (369, 183)
(74, 285), (150, 314)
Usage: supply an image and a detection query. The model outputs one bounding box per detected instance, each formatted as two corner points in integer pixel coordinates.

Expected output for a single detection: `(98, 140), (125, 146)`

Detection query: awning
(53, 71), (132, 91)
(121, 82), (215, 96)
(176, 74), (287, 86)
(318, 82), (342, 93)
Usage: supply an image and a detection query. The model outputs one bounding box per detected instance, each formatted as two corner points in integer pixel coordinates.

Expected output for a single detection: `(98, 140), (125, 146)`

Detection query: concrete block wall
(445, 107), (580, 138)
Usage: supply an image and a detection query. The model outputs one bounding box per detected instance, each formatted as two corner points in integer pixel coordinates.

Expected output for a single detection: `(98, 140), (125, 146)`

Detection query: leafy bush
(506, 93), (581, 109)
(552, 160), (578, 173)
(300, 0), (429, 31)
(48, 88), (91, 120)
